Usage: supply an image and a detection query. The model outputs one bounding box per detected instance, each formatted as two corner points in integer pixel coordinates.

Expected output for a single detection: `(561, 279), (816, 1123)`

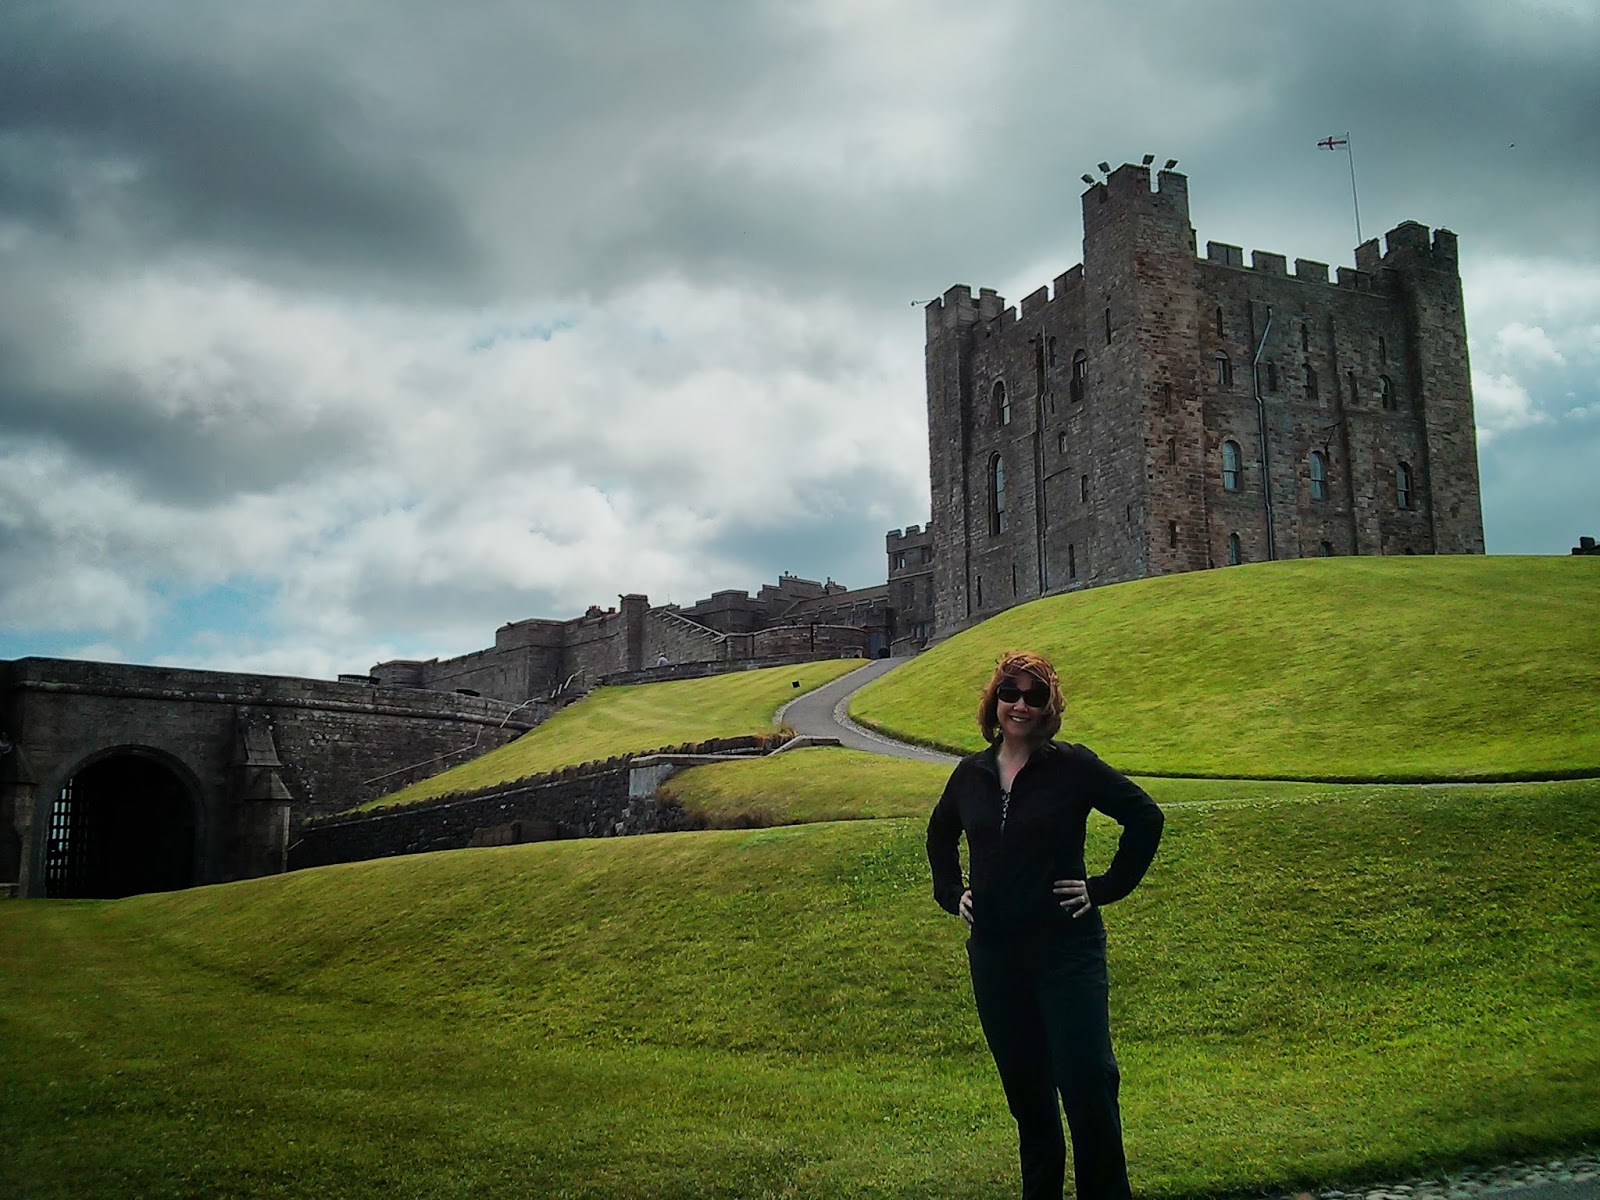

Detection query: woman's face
(995, 672), (1051, 741)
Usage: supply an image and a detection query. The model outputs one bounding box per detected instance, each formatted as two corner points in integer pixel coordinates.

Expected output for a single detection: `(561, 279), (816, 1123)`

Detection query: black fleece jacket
(926, 740), (1164, 943)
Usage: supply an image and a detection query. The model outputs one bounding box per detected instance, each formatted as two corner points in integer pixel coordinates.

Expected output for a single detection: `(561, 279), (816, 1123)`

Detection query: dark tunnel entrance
(45, 754), (196, 899)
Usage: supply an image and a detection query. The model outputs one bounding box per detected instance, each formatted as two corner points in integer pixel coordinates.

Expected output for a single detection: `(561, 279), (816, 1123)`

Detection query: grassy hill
(4, 779), (1596, 1199)
(849, 556), (1600, 781)
(366, 658), (865, 809)
(660, 746), (1355, 827)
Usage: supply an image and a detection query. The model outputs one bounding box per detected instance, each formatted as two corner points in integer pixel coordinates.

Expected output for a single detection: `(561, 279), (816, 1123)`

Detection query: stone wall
(642, 608), (730, 666)
(751, 623), (868, 658)
(2, 657), (538, 896)
(288, 766), (689, 868)
(289, 735), (774, 869)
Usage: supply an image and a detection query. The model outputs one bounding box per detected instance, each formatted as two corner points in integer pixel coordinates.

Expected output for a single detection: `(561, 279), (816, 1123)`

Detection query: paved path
(1271, 1153), (1598, 1200)
(777, 657), (958, 766)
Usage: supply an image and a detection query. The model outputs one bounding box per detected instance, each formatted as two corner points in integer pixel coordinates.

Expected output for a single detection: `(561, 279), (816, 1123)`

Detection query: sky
(2, 0), (1596, 681)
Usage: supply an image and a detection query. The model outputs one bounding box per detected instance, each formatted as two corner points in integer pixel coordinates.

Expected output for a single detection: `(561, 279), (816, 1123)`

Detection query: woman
(927, 650), (1163, 1200)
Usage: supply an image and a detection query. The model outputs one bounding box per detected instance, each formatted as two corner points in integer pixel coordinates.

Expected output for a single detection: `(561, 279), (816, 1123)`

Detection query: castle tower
(1373, 223), (1485, 553)
(920, 162), (1485, 639)
(1078, 165), (1206, 578)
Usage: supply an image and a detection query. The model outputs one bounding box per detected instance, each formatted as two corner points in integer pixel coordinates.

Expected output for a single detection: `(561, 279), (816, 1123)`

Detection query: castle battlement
(930, 160), (1462, 350)
(1081, 163), (1191, 227)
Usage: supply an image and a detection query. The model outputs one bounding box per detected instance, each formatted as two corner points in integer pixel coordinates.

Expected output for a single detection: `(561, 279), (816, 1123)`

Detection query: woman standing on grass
(927, 649), (1164, 1200)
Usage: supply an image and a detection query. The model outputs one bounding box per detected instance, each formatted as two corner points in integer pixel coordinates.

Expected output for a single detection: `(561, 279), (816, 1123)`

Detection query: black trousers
(968, 931), (1131, 1200)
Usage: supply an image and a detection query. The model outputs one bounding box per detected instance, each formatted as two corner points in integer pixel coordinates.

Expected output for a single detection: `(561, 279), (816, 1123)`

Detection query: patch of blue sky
(0, 631), (120, 662)
(468, 315), (578, 352)
(145, 580), (281, 661)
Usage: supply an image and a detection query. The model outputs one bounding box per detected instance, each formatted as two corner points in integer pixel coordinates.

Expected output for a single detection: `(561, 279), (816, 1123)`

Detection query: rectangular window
(1068, 544), (1076, 579)
(1104, 308), (1112, 344)
(1169, 520), (1178, 549)
(1080, 474), (1089, 503)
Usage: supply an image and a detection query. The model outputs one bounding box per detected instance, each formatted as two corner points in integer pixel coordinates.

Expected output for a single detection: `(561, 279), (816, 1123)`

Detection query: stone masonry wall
(289, 735), (773, 869)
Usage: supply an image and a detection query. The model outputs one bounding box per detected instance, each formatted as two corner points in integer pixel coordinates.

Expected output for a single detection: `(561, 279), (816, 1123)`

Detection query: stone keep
(923, 162), (1485, 636)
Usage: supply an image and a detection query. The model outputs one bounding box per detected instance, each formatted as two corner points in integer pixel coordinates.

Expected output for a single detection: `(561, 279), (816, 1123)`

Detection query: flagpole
(1344, 131), (1363, 245)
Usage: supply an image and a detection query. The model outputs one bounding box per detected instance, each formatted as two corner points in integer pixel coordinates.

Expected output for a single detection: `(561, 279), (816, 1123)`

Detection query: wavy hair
(976, 649), (1064, 745)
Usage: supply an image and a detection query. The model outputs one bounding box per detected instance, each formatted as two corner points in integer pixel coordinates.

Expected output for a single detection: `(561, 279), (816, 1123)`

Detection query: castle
(919, 161), (1484, 637)
(368, 573), (896, 705)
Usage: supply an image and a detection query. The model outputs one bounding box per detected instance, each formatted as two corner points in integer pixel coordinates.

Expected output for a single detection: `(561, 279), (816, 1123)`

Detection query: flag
(1318, 135), (1348, 150)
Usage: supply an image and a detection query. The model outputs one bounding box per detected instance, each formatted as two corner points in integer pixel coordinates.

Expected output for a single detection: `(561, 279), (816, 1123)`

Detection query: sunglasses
(996, 680), (1051, 708)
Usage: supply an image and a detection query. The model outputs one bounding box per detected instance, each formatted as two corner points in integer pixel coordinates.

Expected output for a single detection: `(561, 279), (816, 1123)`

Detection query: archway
(45, 752), (196, 899)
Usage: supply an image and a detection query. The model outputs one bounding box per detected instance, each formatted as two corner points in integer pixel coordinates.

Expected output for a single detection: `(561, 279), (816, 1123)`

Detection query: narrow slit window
(1216, 353), (1234, 388)
(989, 455), (1007, 533)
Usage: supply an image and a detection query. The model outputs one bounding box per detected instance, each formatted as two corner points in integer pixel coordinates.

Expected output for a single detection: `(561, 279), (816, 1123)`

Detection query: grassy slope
(368, 658), (865, 809)
(849, 557), (1600, 781)
(4, 781), (1597, 1200)
(661, 746), (1353, 827)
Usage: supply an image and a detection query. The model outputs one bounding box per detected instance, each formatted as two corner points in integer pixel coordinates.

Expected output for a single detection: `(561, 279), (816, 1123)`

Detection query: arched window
(1396, 461), (1413, 510)
(1057, 430), (1068, 454)
(1227, 533), (1242, 565)
(989, 455), (1007, 534)
(1166, 437), (1176, 465)
(1070, 350), (1087, 402)
(994, 380), (1010, 426)
(1216, 352), (1234, 388)
(1380, 375), (1395, 411)
(1222, 440), (1242, 491)
(1304, 363), (1318, 401)
(1309, 450), (1328, 501)
(1318, 541), (1334, 557)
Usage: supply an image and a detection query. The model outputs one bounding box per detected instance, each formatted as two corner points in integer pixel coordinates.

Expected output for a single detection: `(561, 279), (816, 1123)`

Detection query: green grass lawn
(366, 658), (866, 809)
(849, 556), (1600, 781)
(5, 779), (1596, 1199)
(662, 746), (1351, 827)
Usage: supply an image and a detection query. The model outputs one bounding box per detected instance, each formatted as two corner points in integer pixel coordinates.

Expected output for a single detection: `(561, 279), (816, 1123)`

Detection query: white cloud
(1473, 371), (1551, 443)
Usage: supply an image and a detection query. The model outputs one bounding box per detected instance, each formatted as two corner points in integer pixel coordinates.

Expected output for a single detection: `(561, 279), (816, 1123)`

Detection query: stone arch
(43, 746), (204, 899)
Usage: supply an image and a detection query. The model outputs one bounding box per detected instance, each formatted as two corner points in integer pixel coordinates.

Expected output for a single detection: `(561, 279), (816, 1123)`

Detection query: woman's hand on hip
(1053, 878), (1093, 919)
(958, 889), (973, 926)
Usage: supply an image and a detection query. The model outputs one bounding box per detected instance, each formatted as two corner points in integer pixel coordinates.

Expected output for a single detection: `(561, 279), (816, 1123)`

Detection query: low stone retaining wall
(289, 735), (776, 870)
(599, 652), (858, 688)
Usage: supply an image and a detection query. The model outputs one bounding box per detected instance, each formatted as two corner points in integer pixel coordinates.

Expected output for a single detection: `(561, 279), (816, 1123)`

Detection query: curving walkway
(776, 657), (958, 766)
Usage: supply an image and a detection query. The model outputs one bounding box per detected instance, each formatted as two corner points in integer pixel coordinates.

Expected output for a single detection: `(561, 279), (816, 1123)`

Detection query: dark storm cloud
(0, 4), (475, 284)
